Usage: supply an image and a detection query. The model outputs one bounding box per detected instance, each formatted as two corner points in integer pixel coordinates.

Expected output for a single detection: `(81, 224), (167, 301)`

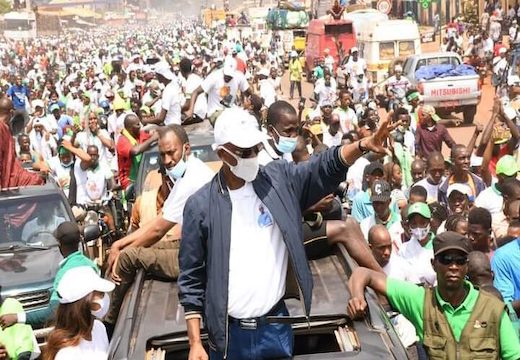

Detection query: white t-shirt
(161, 81), (185, 125)
(74, 161), (112, 205)
(314, 83), (337, 107)
(345, 57), (367, 79)
(333, 107), (358, 133)
(346, 157), (370, 198)
(475, 184), (504, 216)
(75, 130), (111, 166)
(162, 156), (214, 225)
(227, 182), (288, 318)
(185, 73), (207, 119)
(202, 69), (249, 117)
(398, 238), (436, 286)
(322, 129), (342, 148)
(48, 156), (73, 196)
(414, 177), (444, 204)
(55, 320), (108, 360)
(259, 79), (277, 108)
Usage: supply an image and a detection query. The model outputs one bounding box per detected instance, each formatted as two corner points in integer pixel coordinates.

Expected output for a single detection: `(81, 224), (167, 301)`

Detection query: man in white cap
(144, 61), (185, 126)
(345, 47), (366, 84)
(385, 64), (411, 111)
(323, 48), (335, 73)
(179, 107), (396, 359)
(492, 47), (508, 90)
(186, 58), (251, 125)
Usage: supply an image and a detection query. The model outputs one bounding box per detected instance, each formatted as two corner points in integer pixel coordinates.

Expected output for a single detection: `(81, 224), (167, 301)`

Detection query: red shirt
(116, 130), (150, 190)
(0, 121), (43, 188)
(235, 57), (247, 74)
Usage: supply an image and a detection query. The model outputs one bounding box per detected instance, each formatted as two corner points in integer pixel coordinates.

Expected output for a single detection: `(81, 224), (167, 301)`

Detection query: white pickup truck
(402, 52), (481, 124)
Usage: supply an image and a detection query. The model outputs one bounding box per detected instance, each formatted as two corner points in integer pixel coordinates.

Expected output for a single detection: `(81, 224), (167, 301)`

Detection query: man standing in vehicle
(0, 97), (43, 188)
(179, 107), (395, 359)
(348, 231), (520, 359)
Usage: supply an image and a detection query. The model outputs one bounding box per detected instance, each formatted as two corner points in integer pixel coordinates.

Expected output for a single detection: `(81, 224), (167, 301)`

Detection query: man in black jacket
(179, 107), (395, 359)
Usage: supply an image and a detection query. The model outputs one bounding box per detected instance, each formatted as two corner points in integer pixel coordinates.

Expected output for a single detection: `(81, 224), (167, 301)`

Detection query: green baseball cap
(496, 155), (519, 177)
(407, 202), (431, 219)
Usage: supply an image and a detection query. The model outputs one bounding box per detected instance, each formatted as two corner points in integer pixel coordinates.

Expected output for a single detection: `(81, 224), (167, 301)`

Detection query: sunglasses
(224, 144), (264, 159)
(437, 254), (468, 266)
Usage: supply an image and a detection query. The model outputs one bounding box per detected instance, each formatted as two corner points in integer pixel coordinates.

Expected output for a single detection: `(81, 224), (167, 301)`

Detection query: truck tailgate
(422, 76), (480, 107)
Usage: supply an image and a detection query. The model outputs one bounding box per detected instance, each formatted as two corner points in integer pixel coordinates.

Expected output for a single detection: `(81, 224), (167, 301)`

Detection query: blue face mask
(165, 147), (187, 181)
(272, 127), (297, 154)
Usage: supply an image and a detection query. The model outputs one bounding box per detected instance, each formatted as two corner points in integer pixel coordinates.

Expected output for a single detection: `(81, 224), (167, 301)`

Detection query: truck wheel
(463, 105), (477, 124)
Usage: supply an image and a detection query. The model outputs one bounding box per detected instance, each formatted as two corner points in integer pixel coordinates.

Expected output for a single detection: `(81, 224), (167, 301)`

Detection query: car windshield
(0, 195), (70, 248)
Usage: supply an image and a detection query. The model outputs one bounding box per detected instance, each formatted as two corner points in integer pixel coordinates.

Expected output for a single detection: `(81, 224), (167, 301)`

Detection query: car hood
(0, 247), (62, 291)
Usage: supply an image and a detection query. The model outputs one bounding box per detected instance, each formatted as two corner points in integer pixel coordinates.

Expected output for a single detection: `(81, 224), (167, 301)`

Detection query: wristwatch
(358, 140), (369, 154)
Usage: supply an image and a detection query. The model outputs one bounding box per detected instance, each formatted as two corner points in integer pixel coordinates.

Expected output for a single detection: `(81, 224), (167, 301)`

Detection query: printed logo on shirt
(219, 85), (230, 98)
(258, 205), (273, 228)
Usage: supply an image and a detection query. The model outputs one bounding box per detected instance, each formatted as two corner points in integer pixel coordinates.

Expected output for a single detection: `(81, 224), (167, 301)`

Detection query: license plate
(440, 100), (460, 107)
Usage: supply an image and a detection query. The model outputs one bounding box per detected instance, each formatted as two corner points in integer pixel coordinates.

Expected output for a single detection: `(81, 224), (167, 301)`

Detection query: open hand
(363, 116), (401, 156)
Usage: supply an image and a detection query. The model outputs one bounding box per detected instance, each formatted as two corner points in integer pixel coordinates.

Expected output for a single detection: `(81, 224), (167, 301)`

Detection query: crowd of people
(0, 9), (519, 360)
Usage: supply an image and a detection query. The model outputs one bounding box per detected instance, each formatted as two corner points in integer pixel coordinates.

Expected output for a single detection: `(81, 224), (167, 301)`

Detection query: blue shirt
(492, 239), (520, 303)
(7, 85), (30, 110)
(351, 190), (373, 222)
(57, 114), (74, 139)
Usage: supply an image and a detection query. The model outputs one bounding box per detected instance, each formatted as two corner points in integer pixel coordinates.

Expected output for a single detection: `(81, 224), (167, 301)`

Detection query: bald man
(368, 224), (411, 280)
(0, 97), (43, 187)
(410, 158), (426, 183)
(467, 251), (503, 300)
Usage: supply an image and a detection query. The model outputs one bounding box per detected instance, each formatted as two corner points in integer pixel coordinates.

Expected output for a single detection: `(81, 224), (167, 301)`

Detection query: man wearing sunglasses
(348, 231), (520, 359)
(179, 107), (394, 360)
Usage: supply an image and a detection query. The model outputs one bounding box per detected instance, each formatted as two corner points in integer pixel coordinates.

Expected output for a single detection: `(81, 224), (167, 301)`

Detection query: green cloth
(313, 66), (324, 79)
(27, 251), (98, 326)
(387, 278), (520, 359)
(393, 142), (413, 189)
(0, 298), (34, 359)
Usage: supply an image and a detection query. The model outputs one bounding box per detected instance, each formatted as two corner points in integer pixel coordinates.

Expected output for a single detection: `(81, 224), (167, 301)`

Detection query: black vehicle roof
(0, 182), (64, 200)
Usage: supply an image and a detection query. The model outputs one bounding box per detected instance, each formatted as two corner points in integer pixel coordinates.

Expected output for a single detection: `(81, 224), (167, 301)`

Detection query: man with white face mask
(105, 125), (213, 333)
(398, 202), (437, 286)
(179, 107), (396, 359)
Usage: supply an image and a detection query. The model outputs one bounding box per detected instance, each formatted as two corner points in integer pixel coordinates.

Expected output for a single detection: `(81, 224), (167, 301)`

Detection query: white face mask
(221, 147), (259, 182)
(91, 292), (110, 319)
(410, 225), (430, 242)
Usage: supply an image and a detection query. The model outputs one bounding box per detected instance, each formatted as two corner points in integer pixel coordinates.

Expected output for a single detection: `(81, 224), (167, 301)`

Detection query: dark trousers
(290, 81), (302, 99)
(210, 302), (293, 360)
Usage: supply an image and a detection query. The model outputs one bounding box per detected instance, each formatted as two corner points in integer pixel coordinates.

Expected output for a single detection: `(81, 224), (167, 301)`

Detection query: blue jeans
(210, 302), (293, 360)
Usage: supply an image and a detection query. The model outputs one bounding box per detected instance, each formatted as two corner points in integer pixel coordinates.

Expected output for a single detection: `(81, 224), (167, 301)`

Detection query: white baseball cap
(499, 47), (507, 54)
(32, 99), (44, 111)
(223, 59), (237, 77)
(213, 107), (267, 149)
(257, 68), (269, 77)
(351, 47), (359, 53)
(153, 61), (175, 80)
(447, 183), (472, 198)
(57, 266), (115, 304)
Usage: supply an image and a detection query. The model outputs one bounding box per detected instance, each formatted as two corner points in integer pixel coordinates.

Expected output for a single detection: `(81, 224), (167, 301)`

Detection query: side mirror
(126, 184), (136, 203)
(83, 224), (100, 243)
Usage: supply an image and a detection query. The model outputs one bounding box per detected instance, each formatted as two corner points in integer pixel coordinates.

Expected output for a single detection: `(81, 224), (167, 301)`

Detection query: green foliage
(0, 0), (12, 14)
(463, 0), (479, 27)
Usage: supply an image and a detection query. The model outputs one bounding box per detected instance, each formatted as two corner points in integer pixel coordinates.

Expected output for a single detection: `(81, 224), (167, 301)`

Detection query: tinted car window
(0, 195), (69, 247)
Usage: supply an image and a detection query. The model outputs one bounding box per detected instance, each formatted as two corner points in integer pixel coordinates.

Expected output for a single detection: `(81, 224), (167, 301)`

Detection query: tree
(0, 0), (11, 14)
(463, 0), (479, 28)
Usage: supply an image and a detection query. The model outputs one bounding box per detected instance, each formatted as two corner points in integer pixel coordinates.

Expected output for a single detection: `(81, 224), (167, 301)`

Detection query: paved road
(276, 39), (495, 157)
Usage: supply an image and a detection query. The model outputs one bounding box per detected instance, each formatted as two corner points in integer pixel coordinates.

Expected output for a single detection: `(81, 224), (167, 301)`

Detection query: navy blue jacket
(178, 147), (348, 353)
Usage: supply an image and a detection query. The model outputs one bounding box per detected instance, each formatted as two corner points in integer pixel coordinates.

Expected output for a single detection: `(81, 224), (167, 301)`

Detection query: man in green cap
(398, 202), (436, 285)
(348, 231), (520, 360)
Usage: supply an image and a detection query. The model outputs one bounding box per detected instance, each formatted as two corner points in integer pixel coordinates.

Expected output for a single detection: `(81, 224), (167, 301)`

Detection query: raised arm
(347, 267), (388, 319)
